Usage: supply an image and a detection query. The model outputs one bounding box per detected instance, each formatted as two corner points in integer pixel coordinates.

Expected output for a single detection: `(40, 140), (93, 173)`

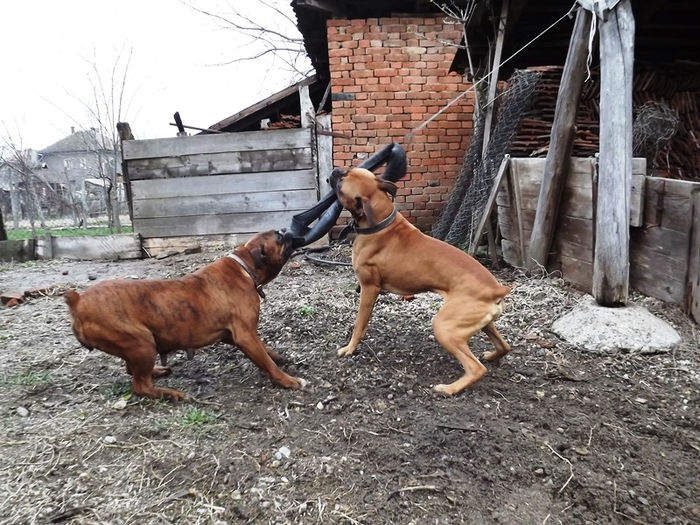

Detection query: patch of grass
(4, 370), (51, 386)
(178, 406), (218, 427)
(7, 226), (133, 240)
(107, 381), (132, 398)
(297, 305), (315, 317)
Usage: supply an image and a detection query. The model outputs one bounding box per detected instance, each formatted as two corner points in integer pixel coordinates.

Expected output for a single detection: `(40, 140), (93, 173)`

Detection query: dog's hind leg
(481, 322), (511, 362)
(126, 347), (186, 401)
(431, 301), (488, 395)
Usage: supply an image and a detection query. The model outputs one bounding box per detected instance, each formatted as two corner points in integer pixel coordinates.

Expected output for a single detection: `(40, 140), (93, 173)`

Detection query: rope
(403, 0), (578, 143)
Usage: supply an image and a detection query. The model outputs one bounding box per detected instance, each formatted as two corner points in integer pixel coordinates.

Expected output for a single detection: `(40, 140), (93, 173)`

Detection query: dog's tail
(63, 289), (80, 311)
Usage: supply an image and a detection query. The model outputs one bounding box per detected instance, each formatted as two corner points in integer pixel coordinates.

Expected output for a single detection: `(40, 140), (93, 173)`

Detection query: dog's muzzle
(279, 230), (295, 257)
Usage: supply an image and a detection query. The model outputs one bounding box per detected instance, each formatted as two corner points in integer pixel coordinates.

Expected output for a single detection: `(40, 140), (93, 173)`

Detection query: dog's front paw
(278, 375), (306, 390)
(337, 345), (356, 357)
(433, 383), (457, 396)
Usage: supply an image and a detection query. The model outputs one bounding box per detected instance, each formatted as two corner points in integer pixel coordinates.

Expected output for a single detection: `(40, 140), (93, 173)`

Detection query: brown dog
(64, 230), (303, 401)
(330, 167), (511, 395)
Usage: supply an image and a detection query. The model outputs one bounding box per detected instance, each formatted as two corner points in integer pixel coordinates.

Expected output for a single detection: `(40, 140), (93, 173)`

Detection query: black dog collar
(340, 208), (398, 239)
(227, 253), (266, 299)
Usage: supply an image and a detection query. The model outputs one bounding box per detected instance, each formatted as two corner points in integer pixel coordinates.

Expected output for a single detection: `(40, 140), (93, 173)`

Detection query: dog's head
(243, 229), (294, 284)
(329, 167), (397, 228)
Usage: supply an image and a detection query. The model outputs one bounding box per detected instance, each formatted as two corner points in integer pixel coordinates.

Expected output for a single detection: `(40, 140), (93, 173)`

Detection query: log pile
(506, 64), (700, 181)
(265, 114), (301, 130)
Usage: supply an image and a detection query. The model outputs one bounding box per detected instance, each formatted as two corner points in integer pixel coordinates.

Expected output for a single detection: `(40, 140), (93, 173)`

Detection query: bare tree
(182, 0), (312, 80)
(0, 136), (47, 237)
(77, 47), (133, 233)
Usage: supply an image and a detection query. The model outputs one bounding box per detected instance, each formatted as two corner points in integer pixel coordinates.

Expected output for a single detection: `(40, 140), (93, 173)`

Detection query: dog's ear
(361, 197), (377, 227)
(250, 245), (267, 269)
(377, 179), (397, 198)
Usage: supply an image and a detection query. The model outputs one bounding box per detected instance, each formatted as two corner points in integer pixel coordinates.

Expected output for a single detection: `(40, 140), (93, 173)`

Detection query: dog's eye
(354, 197), (363, 209)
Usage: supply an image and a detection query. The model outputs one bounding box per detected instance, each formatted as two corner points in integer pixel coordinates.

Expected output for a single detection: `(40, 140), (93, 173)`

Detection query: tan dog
(64, 230), (303, 401)
(330, 167), (511, 395)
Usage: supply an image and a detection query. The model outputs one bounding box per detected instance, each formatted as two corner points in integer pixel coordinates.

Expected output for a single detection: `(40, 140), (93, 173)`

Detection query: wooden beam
(526, 6), (593, 272)
(295, 0), (340, 14)
(479, 0), (509, 265)
(207, 75), (317, 132)
(592, 0), (635, 305)
(469, 156), (510, 254)
(481, 0), (509, 157)
(686, 191), (700, 323)
(315, 113), (333, 198)
(299, 84), (314, 128)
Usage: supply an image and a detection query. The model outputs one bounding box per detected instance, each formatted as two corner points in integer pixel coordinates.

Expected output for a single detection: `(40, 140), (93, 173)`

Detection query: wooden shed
(447, 0), (699, 322)
(120, 77), (333, 255)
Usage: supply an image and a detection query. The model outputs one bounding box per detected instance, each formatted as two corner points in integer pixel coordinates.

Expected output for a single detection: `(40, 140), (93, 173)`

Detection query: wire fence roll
(441, 69), (542, 248)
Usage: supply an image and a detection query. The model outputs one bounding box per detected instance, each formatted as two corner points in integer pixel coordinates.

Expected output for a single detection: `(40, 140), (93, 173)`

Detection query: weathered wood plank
(687, 191), (700, 323)
(630, 245), (687, 282)
(593, 0), (635, 305)
(316, 113), (334, 198)
(142, 234), (254, 257)
(527, 6), (593, 271)
(556, 238), (592, 264)
(133, 189), (318, 219)
(299, 84), (314, 128)
(642, 177), (699, 233)
(501, 239), (521, 268)
(511, 160), (527, 267)
(630, 264), (685, 304)
(630, 225), (689, 257)
(507, 158), (593, 188)
(469, 156), (510, 254)
(50, 234), (142, 261)
(131, 170), (317, 200)
(134, 210), (302, 238)
(559, 255), (593, 290)
(127, 148), (313, 180)
(123, 128), (312, 160)
(629, 161), (646, 227)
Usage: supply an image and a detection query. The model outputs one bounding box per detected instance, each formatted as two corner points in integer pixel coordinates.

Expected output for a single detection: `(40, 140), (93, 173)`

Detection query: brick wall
(327, 16), (475, 230)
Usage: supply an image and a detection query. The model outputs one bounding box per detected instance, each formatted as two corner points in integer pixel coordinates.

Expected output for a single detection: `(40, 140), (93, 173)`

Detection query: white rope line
(404, 0), (579, 143)
(586, 11), (597, 81)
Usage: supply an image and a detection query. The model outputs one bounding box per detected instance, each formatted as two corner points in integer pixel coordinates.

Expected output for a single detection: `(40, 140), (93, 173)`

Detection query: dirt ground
(0, 244), (698, 525)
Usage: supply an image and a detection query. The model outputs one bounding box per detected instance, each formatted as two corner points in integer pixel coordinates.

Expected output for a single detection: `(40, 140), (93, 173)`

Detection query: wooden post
(299, 85), (314, 128)
(592, 0), (635, 305)
(469, 156), (510, 254)
(315, 113), (333, 198)
(481, 0), (509, 157)
(686, 191), (700, 323)
(527, 7), (593, 271)
(116, 122), (135, 223)
(480, 0), (508, 265)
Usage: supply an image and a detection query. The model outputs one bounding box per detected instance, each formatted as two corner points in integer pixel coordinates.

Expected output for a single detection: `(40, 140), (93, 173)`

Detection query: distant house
(0, 128), (125, 230)
(39, 126), (119, 190)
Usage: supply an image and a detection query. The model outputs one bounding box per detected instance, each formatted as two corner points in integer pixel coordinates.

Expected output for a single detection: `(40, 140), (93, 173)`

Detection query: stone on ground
(551, 295), (681, 353)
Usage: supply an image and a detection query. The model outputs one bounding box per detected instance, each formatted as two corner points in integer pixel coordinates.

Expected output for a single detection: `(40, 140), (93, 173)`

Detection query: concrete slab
(551, 295), (681, 354)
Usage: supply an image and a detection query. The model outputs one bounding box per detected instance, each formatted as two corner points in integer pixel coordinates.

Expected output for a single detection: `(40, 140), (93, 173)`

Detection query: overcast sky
(0, 0), (311, 150)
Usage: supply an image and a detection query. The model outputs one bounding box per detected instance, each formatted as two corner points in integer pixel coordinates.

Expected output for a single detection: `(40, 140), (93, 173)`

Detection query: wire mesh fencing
(1, 179), (131, 240)
(435, 69), (542, 249)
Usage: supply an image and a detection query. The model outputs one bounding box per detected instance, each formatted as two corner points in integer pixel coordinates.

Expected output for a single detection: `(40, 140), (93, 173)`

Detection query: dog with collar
(330, 167), (511, 395)
(64, 230), (303, 401)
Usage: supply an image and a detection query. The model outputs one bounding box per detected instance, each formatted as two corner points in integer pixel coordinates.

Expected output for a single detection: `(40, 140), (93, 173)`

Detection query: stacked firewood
(505, 64), (699, 181)
(265, 114), (301, 129)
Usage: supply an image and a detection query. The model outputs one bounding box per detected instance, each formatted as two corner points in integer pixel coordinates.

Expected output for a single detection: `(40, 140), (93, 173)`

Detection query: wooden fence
(122, 128), (319, 254)
(497, 157), (699, 323)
